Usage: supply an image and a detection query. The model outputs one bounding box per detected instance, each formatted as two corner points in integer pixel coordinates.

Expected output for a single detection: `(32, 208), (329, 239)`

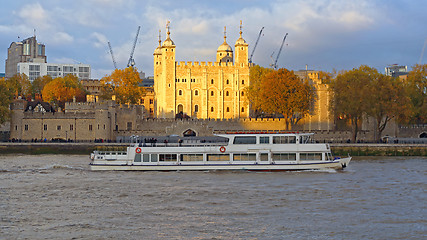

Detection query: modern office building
(385, 65), (408, 77)
(17, 62), (91, 82)
(5, 36), (47, 79)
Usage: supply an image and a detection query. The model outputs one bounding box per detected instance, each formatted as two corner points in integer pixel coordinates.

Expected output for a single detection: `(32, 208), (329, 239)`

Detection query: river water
(0, 155), (425, 239)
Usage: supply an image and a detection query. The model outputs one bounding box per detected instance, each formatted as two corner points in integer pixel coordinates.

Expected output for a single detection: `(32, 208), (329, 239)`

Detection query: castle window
(242, 80), (245, 84)
(241, 91), (244, 96)
(178, 90), (183, 96)
(165, 49), (168, 51)
(211, 79), (214, 84)
(57, 125), (61, 131)
(211, 91), (214, 96)
(226, 91), (229, 96)
(226, 79), (229, 84)
(89, 125), (93, 131)
(211, 107), (214, 112)
(194, 105), (199, 112)
(241, 47), (244, 50)
(70, 125), (74, 131)
(150, 99), (153, 104)
(220, 53), (222, 56)
(104, 125), (106, 129)
(24, 125), (28, 131)
(241, 107), (245, 112)
(141, 99), (144, 104)
(44, 124), (47, 131)
(195, 90), (199, 96)
(150, 108), (153, 113)
(226, 107), (230, 112)
(98, 124), (100, 130)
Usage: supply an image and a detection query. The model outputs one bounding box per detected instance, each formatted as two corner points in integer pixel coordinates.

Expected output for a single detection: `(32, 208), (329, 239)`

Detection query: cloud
(17, 3), (51, 30)
(51, 32), (74, 44)
(91, 32), (108, 48)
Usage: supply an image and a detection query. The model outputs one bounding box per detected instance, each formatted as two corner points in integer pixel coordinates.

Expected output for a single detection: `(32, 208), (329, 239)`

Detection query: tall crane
(419, 38), (427, 65)
(107, 41), (117, 69)
(249, 27), (264, 63)
(127, 26), (141, 68)
(270, 33), (288, 69)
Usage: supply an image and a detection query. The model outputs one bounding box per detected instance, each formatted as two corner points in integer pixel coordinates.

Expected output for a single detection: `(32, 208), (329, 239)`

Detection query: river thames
(1, 155), (425, 239)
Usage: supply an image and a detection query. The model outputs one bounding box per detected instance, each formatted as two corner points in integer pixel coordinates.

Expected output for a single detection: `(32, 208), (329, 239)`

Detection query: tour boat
(89, 132), (351, 171)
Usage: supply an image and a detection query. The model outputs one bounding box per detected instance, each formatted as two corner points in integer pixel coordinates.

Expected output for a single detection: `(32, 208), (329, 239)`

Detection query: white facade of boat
(90, 132), (351, 171)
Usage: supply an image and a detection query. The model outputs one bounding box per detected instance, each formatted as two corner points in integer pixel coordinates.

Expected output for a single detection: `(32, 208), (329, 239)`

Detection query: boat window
(151, 154), (158, 162)
(159, 154), (177, 161)
(260, 153), (269, 161)
(143, 154), (150, 162)
(272, 153), (296, 161)
(233, 136), (256, 144)
(300, 135), (311, 144)
(300, 153), (322, 161)
(260, 136), (269, 144)
(181, 154), (203, 161)
(207, 154), (229, 161)
(134, 154), (141, 162)
(233, 153), (256, 161)
(273, 136), (296, 144)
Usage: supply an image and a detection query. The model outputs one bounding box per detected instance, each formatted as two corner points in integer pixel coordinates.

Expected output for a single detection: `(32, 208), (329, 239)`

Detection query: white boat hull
(90, 157), (351, 171)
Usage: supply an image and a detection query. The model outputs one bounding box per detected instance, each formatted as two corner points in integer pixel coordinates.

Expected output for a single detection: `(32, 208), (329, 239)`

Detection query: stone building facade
(154, 23), (250, 119)
(10, 100), (145, 142)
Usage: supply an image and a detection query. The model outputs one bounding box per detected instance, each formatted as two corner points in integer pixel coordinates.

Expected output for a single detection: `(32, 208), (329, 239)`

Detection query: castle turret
(234, 21), (249, 66)
(216, 27), (233, 63)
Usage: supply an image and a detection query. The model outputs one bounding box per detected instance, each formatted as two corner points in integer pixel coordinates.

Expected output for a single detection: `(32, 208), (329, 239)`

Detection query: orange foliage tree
(247, 66), (315, 128)
(42, 74), (86, 109)
(31, 75), (53, 99)
(100, 67), (144, 104)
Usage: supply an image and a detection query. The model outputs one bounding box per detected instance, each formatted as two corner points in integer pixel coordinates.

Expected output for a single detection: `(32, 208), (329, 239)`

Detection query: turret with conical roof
(235, 20), (249, 66)
(216, 26), (233, 63)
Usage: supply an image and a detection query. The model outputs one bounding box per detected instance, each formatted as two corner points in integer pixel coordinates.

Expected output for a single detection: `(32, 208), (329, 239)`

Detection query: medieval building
(154, 22), (250, 119)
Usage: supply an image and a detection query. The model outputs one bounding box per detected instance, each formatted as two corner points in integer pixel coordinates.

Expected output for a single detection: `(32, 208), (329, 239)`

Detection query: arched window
(226, 79), (229, 84)
(242, 80), (244, 84)
(226, 107), (230, 112)
(226, 91), (229, 97)
(194, 90), (199, 96)
(211, 91), (214, 96)
(178, 90), (182, 95)
(241, 107), (245, 112)
(211, 107), (214, 112)
(211, 79), (214, 84)
(194, 105), (199, 112)
(241, 91), (244, 96)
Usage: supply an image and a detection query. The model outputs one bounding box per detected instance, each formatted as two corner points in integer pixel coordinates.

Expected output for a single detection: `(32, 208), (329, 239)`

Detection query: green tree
(100, 67), (144, 104)
(247, 67), (315, 128)
(0, 78), (13, 124)
(31, 75), (53, 99)
(406, 64), (427, 124)
(42, 74), (86, 109)
(366, 73), (412, 142)
(330, 65), (375, 142)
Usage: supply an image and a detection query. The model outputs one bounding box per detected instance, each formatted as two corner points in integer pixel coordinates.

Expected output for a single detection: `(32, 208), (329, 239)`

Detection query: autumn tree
(100, 67), (144, 104)
(31, 75), (53, 99)
(0, 78), (13, 124)
(6, 73), (31, 99)
(247, 65), (274, 116)
(42, 74), (86, 109)
(366, 74), (411, 142)
(247, 66), (315, 128)
(330, 65), (375, 142)
(406, 64), (427, 124)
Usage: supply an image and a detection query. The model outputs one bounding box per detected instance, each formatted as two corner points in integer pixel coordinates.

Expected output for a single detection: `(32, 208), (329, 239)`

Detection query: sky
(0, 0), (426, 79)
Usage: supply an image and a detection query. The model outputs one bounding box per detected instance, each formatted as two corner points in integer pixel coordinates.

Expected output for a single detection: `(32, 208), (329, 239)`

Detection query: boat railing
(133, 142), (228, 148)
(95, 151), (127, 155)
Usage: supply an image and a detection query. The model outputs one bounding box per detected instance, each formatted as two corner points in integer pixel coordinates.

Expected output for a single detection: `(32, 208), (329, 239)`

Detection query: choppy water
(0, 155), (426, 239)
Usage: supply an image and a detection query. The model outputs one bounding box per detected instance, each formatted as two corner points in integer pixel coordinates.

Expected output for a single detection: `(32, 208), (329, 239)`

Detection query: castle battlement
(176, 61), (236, 68)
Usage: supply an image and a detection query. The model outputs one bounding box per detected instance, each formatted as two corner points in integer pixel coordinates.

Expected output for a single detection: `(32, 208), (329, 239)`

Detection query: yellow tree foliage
(42, 74), (86, 109)
(0, 77), (13, 124)
(100, 67), (144, 104)
(6, 73), (31, 99)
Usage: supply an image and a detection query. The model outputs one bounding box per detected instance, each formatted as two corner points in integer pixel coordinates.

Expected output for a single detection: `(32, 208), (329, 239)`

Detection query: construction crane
(127, 26), (141, 68)
(419, 38), (427, 65)
(107, 41), (117, 69)
(249, 27), (264, 63)
(270, 33), (288, 69)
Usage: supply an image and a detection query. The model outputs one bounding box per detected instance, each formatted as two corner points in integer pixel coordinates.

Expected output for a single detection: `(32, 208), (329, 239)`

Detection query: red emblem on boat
(135, 147), (142, 153)
(219, 146), (226, 153)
